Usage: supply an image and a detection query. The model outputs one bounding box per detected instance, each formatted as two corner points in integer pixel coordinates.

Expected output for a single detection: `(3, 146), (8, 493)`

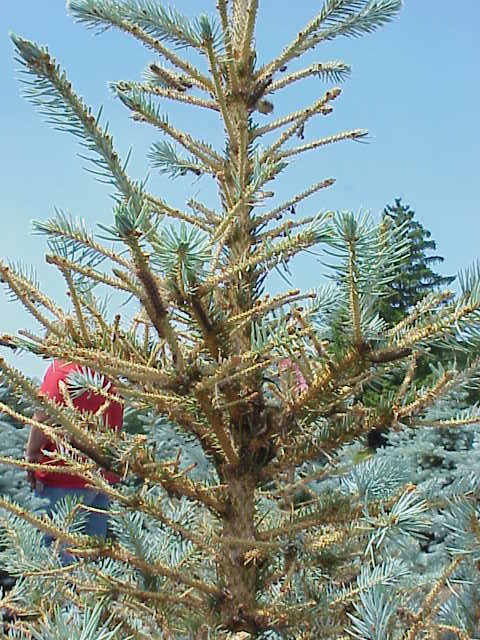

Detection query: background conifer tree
(368, 200), (456, 449)
(378, 198), (455, 325)
(0, 381), (41, 512)
(1, 2), (480, 639)
(0, 381), (47, 595)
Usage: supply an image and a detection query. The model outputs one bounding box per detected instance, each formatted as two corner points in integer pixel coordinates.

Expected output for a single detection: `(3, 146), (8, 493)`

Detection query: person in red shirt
(26, 360), (123, 548)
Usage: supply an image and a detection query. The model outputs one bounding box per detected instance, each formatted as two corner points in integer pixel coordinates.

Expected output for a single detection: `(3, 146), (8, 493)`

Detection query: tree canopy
(379, 198), (455, 324)
(1, 2), (480, 639)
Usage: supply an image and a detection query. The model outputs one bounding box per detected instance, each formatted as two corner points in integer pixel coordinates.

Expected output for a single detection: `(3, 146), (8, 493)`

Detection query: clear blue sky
(2, 1), (479, 376)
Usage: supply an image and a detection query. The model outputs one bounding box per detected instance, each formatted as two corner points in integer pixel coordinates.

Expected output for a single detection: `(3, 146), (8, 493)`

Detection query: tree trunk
(220, 471), (259, 633)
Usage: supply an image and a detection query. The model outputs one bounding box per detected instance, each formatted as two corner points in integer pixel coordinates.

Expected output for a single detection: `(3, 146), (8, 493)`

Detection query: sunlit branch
(45, 253), (137, 295)
(262, 88), (342, 161)
(267, 61), (351, 94)
(252, 179), (335, 228)
(0, 261), (65, 337)
(276, 129), (368, 160)
(68, 1), (214, 92)
(114, 80), (219, 111)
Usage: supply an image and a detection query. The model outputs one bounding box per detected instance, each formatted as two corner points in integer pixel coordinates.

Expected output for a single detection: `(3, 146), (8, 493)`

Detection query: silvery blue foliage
(25, 602), (127, 640)
(0, 382), (46, 513)
(139, 412), (217, 482)
(345, 418), (480, 637)
(66, 366), (112, 400)
(340, 454), (411, 500)
(347, 586), (397, 640)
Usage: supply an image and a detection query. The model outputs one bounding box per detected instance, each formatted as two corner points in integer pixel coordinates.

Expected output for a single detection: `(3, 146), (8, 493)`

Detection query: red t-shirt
(34, 360), (123, 488)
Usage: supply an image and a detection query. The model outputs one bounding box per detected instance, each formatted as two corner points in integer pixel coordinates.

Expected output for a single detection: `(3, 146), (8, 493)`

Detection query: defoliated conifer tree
(1, 2), (480, 638)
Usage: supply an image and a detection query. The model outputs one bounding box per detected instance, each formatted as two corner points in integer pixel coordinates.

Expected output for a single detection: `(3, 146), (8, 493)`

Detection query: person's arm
(26, 410), (49, 461)
(25, 410), (49, 488)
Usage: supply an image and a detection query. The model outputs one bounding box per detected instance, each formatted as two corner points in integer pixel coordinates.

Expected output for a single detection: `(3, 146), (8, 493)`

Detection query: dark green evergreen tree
(379, 198), (454, 324)
(368, 200), (455, 449)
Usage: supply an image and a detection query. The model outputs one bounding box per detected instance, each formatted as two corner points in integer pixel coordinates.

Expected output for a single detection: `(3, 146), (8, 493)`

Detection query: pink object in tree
(279, 358), (309, 393)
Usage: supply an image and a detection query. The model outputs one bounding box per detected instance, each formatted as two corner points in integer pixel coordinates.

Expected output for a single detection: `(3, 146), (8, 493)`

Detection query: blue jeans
(35, 484), (110, 562)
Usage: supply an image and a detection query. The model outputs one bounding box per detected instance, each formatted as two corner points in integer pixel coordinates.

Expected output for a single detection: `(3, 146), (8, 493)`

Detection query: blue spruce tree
(0, 2), (479, 638)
